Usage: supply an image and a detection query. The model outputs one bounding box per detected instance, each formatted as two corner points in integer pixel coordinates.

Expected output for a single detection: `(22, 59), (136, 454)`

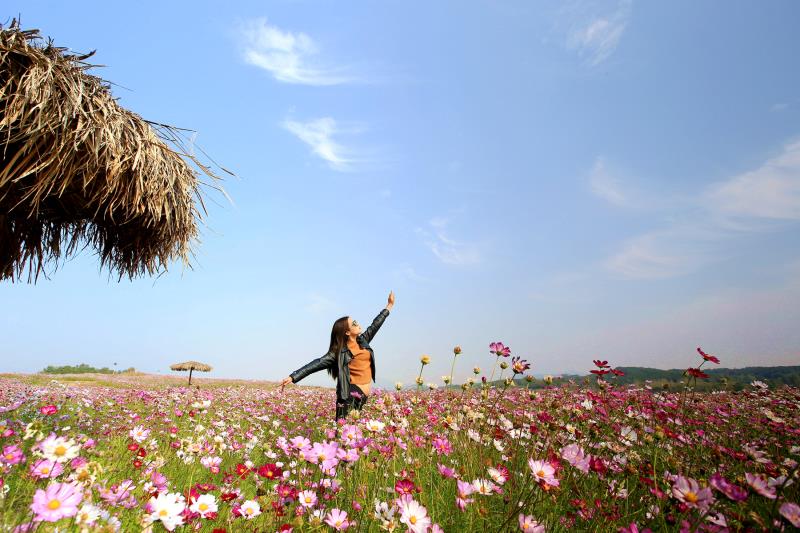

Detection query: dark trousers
(335, 384), (368, 421)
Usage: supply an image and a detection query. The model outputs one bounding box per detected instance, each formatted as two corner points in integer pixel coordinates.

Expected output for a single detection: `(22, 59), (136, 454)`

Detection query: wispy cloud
(415, 216), (481, 266)
(391, 263), (432, 283)
(239, 18), (355, 85)
(304, 292), (336, 314)
(283, 117), (361, 171)
(562, 0), (632, 66)
(589, 157), (630, 207)
(604, 139), (800, 279)
(706, 140), (800, 221)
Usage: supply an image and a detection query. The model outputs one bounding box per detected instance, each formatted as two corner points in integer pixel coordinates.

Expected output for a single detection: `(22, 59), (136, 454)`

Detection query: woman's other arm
(281, 351), (336, 389)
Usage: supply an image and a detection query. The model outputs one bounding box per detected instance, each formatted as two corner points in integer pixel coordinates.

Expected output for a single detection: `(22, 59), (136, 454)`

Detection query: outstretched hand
(387, 290), (395, 310)
(279, 376), (292, 393)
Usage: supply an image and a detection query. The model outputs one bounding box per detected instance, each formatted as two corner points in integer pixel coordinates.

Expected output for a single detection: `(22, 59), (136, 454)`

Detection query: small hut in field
(170, 361), (212, 385)
(0, 21), (228, 282)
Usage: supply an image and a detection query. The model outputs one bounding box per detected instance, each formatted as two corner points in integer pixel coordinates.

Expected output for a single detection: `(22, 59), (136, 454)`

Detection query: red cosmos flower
(590, 369), (610, 376)
(184, 487), (200, 504)
(212, 529), (227, 533)
(610, 368), (625, 377)
(276, 483), (296, 501)
(593, 360), (609, 369)
(137, 448), (147, 458)
(194, 483), (218, 493)
(257, 463), (283, 480)
(127, 443), (139, 452)
(394, 478), (418, 495)
(278, 525), (293, 532)
(39, 405), (57, 416)
(697, 347), (720, 364)
(686, 368), (710, 379)
(235, 463), (250, 479)
(220, 492), (238, 502)
(132, 459), (142, 469)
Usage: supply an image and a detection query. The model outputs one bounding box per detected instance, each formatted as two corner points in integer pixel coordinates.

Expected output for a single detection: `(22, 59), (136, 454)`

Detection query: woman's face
(347, 317), (362, 336)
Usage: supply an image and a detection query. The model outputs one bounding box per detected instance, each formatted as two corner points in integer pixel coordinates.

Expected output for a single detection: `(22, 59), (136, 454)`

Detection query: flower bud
(395, 382), (403, 391)
(453, 346), (462, 355)
(415, 377), (424, 385)
(473, 366), (481, 375)
(420, 355), (431, 365)
(499, 361), (509, 370)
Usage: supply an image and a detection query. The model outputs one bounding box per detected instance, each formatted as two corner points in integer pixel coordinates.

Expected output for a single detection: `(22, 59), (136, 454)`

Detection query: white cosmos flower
(189, 494), (217, 517)
(129, 425), (151, 443)
(148, 492), (186, 531)
(39, 434), (80, 463)
(240, 499), (261, 519)
(75, 503), (101, 525)
(365, 420), (385, 432)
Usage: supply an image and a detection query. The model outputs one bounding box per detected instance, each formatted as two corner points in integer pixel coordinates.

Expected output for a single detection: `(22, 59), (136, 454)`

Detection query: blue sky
(2, 1), (799, 389)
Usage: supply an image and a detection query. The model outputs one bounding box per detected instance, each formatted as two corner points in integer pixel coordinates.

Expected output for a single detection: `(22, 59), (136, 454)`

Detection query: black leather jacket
(289, 308), (390, 401)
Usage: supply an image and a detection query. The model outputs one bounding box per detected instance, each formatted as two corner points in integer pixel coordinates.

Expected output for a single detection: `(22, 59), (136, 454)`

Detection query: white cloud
(589, 157), (629, 206)
(604, 139), (800, 279)
(391, 263), (431, 283)
(239, 18), (354, 85)
(416, 216), (481, 266)
(706, 140), (800, 221)
(563, 0), (632, 66)
(305, 292), (336, 314)
(283, 117), (358, 171)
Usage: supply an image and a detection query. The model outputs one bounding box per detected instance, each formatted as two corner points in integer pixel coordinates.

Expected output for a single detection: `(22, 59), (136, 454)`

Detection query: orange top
(347, 340), (372, 395)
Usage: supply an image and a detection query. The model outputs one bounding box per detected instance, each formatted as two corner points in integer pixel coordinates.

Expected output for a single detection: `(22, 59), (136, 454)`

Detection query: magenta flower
(671, 476), (714, 510)
(708, 472), (747, 502)
(489, 342), (511, 357)
(432, 436), (452, 456)
(324, 508), (350, 531)
(2, 444), (24, 465)
(437, 463), (457, 479)
(745, 473), (776, 499)
(31, 482), (83, 522)
(780, 502), (800, 528)
(511, 356), (530, 375)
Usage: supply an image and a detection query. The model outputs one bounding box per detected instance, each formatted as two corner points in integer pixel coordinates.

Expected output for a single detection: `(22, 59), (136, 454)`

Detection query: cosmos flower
(147, 492), (186, 531)
(398, 498), (431, 533)
(239, 499), (261, 520)
(298, 490), (318, 508)
(30, 458), (64, 479)
(189, 494), (218, 518)
(38, 434), (80, 463)
(671, 476), (714, 510)
(30, 482), (83, 522)
(528, 459), (559, 487)
(519, 514), (546, 532)
(324, 508), (350, 531)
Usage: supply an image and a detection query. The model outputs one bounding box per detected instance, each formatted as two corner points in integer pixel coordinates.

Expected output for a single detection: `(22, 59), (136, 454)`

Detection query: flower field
(0, 348), (798, 532)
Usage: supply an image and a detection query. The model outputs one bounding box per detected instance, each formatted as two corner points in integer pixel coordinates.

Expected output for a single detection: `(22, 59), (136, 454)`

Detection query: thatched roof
(170, 361), (212, 372)
(0, 21), (228, 282)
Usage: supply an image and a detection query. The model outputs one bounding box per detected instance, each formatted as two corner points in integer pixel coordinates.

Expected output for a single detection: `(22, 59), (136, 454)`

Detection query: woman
(280, 291), (395, 421)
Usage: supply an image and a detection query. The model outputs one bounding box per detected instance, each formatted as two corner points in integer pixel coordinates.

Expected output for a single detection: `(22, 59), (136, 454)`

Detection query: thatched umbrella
(0, 20), (229, 282)
(170, 361), (212, 385)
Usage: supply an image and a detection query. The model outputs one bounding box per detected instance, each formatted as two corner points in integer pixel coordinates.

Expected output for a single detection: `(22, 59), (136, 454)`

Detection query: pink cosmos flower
(708, 472), (747, 502)
(456, 480), (475, 511)
(30, 459), (64, 479)
(671, 476), (714, 511)
(745, 473), (776, 499)
(432, 436), (452, 456)
(437, 464), (457, 479)
(489, 342), (511, 357)
(2, 444), (24, 465)
(519, 514), (546, 532)
(528, 459), (559, 487)
(297, 490), (317, 508)
(39, 405), (57, 416)
(324, 509), (350, 531)
(561, 444), (591, 474)
(780, 502), (800, 528)
(30, 482), (83, 522)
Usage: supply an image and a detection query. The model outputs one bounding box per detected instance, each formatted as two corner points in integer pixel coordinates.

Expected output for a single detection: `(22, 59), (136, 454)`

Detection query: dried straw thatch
(0, 21), (228, 282)
(170, 361), (212, 386)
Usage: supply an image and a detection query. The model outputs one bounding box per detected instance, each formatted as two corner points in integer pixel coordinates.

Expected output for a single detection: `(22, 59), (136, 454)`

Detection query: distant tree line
(41, 363), (137, 374)
(503, 365), (800, 391)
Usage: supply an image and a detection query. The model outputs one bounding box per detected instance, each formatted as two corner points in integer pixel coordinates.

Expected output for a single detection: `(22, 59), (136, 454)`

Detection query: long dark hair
(326, 316), (350, 380)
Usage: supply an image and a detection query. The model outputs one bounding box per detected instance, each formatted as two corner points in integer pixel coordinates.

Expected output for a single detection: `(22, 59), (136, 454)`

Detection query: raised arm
(361, 308), (390, 344)
(288, 351), (336, 384)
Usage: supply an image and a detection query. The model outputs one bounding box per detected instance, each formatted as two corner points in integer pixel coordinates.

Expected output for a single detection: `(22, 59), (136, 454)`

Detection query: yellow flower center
(336, 521), (343, 527)
(410, 516), (417, 525)
(48, 499), (62, 510)
(537, 470), (546, 478)
(78, 471), (89, 480)
(4, 454), (13, 460)
(159, 509), (168, 517)
(305, 497), (312, 503)
(685, 491), (698, 503)
(319, 454), (326, 460)
(55, 445), (67, 456)
(199, 503), (208, 511)
(41, 467), (50, 474)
